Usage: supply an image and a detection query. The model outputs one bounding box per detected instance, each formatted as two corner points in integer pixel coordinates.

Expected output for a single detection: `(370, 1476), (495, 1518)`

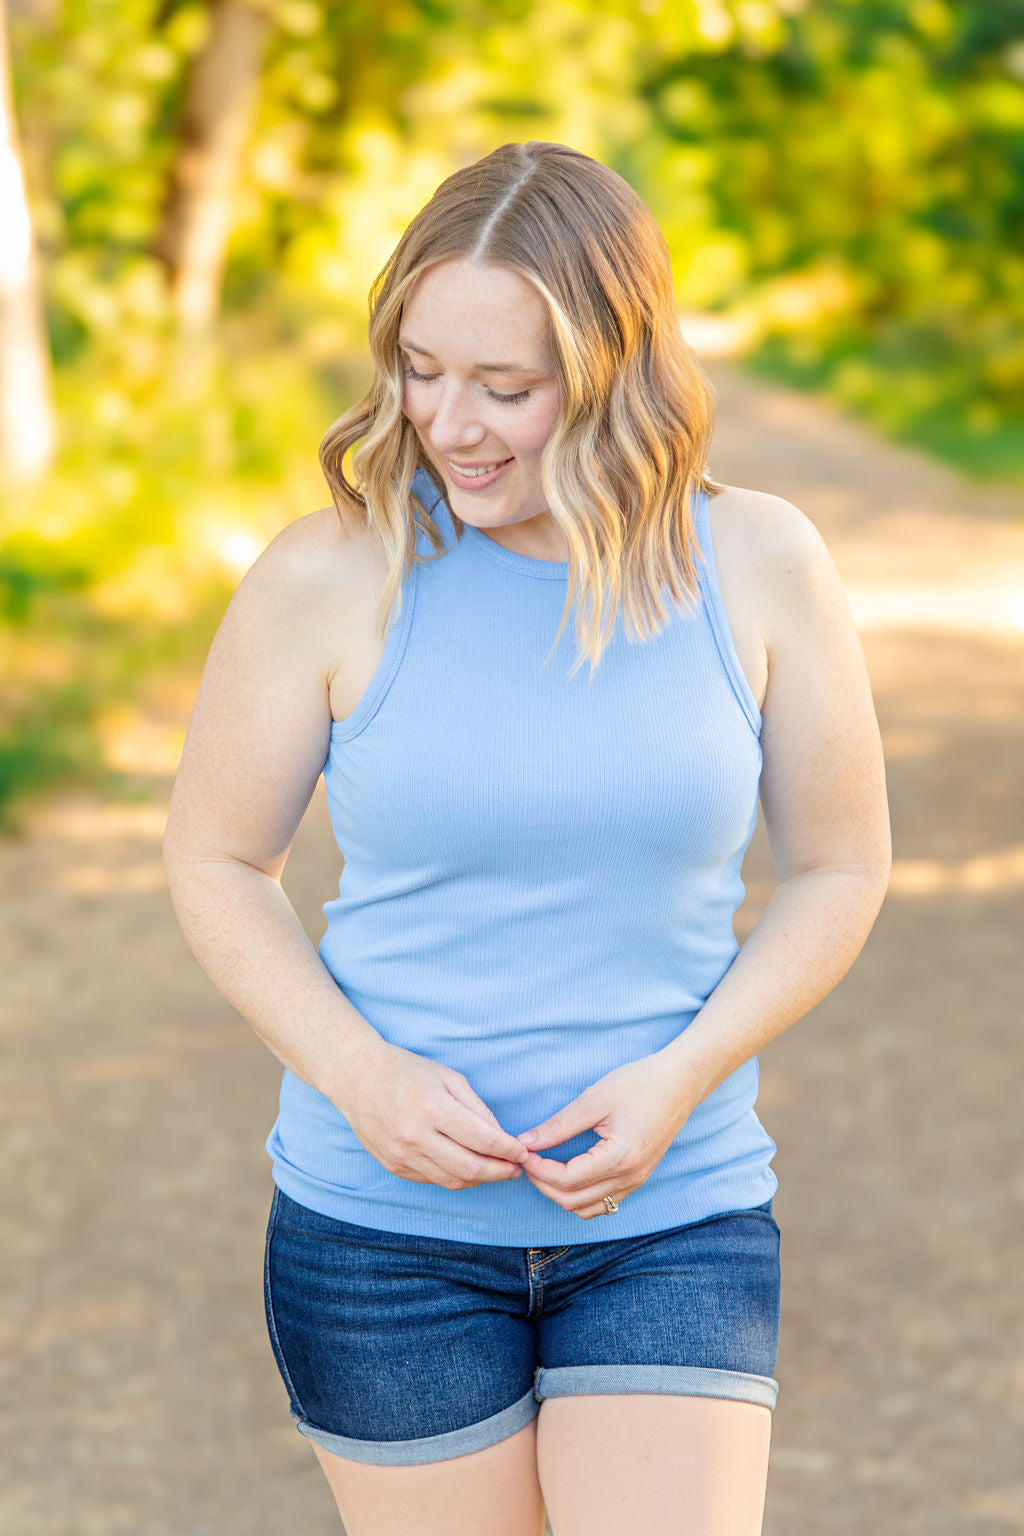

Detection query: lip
(446, 456), (514, 491)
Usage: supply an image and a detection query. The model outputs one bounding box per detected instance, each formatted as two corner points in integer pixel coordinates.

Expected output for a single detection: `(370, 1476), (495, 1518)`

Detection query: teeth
(451, 461), (505, 477)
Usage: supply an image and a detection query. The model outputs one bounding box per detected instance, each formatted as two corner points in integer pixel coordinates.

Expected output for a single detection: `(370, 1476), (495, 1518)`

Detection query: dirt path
(2, 359), (1022, 1534)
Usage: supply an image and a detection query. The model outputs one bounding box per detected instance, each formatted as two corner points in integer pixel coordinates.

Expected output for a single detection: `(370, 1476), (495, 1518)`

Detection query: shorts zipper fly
(526, 1245), (571, 1314)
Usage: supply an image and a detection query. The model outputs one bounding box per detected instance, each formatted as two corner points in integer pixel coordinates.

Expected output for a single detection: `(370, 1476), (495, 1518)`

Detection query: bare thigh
(536, 1395), (773, 1536)
(309, 1417), (547, 1536)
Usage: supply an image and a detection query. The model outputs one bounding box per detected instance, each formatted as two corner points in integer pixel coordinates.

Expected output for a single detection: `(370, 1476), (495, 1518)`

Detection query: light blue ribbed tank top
(265, 467), (778, 1244)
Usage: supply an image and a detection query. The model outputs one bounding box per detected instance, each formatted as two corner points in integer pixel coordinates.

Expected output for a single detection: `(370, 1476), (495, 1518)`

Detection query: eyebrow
(398, 335), (540, 375)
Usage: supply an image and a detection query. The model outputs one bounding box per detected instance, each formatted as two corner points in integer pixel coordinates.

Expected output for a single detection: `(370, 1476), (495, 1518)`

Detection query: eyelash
(402, 364), (532, 406)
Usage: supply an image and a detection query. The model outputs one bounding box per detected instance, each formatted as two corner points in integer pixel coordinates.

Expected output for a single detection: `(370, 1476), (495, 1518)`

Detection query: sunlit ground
(1, 360), (1022, 1535)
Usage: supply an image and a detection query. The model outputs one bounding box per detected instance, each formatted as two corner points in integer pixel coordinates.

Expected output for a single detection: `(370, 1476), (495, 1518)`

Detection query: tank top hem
(267, 1158), (779, 1248)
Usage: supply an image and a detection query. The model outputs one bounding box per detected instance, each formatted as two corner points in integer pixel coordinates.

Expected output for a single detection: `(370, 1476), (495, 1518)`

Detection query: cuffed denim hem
(290, 1385), (540, 1466)
(533, 1363), (779, 1411)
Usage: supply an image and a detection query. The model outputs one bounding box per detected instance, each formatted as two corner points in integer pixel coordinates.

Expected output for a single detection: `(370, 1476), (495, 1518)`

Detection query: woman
(163, 141), (891, 1535)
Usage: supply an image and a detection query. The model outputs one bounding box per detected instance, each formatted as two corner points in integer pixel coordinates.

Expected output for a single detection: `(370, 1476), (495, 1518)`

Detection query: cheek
(515, 409), (558, 457)
(403, 403), (435, 439)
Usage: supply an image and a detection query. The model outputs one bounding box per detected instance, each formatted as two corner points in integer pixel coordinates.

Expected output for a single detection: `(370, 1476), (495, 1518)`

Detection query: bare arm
(162, 509), (530, 1187)
(162, 511), (387, 1105)
(655, 494), (893, 1104)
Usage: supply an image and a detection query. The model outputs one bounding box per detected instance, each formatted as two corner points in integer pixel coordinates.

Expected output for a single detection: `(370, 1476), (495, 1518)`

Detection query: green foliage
(3, 0), (1023, 817)
(630, 0), (1024, 461)
(0, 675), (108, 834)
(0, 327), (340, 824)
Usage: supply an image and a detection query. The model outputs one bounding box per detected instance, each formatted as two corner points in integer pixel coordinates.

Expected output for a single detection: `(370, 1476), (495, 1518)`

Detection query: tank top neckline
(459, 521), (569, 579)
(419, 478), (759, 734)
(453, 488), (710, 583)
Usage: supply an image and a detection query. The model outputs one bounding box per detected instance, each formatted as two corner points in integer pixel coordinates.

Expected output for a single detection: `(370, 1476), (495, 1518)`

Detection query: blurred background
(1, 1), (1022, 1532)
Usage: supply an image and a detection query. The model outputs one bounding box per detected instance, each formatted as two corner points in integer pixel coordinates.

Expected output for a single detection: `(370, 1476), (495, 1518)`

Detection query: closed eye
(402, 364), (531, 406)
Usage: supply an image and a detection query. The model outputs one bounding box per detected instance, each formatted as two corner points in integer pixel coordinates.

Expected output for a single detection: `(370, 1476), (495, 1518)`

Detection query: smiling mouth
(448, 458), (513, 476)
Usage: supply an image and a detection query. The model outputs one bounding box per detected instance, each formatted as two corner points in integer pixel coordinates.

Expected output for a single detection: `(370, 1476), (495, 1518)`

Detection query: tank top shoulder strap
(408, 466), (760, 736)
(692, 485), (762, 738)
(411, 466), (454, 551)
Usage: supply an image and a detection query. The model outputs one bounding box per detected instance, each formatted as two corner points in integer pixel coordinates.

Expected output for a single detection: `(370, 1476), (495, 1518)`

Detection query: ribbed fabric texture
(265, 467), (778, 1244)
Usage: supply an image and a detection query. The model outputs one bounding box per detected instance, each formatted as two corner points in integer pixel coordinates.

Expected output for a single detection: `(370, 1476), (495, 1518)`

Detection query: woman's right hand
(332, 1041), (531, 1190)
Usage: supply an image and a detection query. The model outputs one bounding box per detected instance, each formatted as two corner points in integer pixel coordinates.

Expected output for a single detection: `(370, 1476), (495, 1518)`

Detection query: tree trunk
(0, 0), (56, 485)
(154, 0), (271, 335)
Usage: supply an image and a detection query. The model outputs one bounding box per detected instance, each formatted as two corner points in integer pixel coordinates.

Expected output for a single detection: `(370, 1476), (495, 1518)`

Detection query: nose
(423, 380), (488, 456)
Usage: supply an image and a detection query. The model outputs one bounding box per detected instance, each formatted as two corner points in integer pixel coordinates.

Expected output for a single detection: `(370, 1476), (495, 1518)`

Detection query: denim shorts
(263, 1183), (781, 1467)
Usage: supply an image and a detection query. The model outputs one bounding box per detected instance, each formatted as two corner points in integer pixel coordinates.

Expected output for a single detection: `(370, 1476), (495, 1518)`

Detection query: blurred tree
(0, 0), (56, 483)
(153, 0), (273, 333)
(1, 0), (1022, 823)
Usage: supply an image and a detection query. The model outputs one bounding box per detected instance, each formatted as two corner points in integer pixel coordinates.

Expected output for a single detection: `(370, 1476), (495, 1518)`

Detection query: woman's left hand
(514, 1054), (702, 1221)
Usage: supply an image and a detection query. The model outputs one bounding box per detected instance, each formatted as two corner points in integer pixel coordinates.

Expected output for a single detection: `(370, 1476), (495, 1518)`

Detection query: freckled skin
(399, 257), (567, 563)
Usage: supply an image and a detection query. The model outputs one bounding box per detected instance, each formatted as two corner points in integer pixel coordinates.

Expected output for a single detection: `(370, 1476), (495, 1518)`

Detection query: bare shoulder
(164, 506), (386, 866)
(705, 482), (845, 652)
(247, 504), (378, 598)
(225, 503), (388, 653)
(705, 482), (829, 567)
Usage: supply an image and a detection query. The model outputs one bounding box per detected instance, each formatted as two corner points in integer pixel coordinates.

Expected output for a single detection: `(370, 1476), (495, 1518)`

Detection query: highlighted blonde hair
(320, 140), (724, 677)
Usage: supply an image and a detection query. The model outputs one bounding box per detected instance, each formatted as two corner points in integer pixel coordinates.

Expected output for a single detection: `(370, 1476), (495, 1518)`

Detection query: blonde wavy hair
(319, 139), (724, 677)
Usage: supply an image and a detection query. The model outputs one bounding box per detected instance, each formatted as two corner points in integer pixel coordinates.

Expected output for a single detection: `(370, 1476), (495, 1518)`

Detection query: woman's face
(399, 257), (565, 556)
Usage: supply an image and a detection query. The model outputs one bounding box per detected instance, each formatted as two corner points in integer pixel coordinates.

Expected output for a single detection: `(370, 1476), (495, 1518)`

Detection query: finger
(439, 1095), (530, 1166)
(444, 1075), (528, 1155)
(523, 1168), (634, 1215)
(427, 1133), (524, 1184)
(520, 1138), (623, 1191)
(516, 1098), (599, 1152)
(575, 1198), (624, 1221)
